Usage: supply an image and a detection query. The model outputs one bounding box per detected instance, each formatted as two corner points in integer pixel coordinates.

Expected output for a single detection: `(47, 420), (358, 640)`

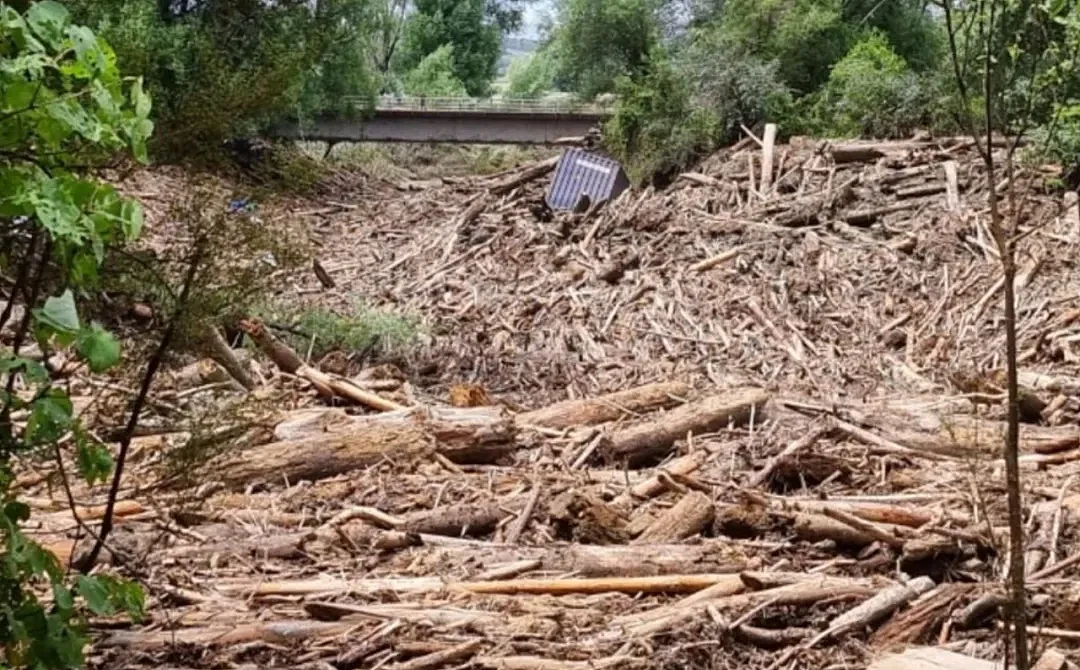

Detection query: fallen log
(400, 501), (512, 537)
(831, 145), (886, 164)
(208, 423), (434, 489)
(390, 640), (484, 670)
(604, 388), (769, 465)
(239, 318), (402, 411)
(613, 451), (707, 505)
(489, 156), (559, 196)
(633, 491), (714, 544)
(274, 406), (516, 463)
(517, 381), (689, 430)
(869, 647), (999, 670)
(817, 576), (935, 640)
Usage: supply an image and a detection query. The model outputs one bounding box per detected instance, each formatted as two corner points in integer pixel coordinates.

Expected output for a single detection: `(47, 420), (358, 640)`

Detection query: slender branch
(74, 240), (206, 573)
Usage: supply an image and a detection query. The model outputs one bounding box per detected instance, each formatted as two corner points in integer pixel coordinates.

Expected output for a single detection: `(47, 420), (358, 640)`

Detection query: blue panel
(546, 149), (630, 210)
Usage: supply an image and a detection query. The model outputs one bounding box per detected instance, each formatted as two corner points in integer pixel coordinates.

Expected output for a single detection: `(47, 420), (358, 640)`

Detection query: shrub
(605, 51), (720, 184)
(254, 303), (420, 361)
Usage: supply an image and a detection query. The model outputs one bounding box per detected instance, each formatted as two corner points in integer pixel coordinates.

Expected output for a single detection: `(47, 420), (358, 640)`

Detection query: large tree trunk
(210, 424), (434, 489)
(274, 405), (517, 464)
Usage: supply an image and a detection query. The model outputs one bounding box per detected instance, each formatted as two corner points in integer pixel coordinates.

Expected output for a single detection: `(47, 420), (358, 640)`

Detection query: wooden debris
(517, 381), (688, 429)
(868, 647), (1000, 670)
(605, 388), (769, 464)
(633, 491), (715, 544)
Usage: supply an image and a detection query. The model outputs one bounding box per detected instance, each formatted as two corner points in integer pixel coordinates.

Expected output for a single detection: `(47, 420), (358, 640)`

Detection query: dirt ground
(20, 135), (1080, 670)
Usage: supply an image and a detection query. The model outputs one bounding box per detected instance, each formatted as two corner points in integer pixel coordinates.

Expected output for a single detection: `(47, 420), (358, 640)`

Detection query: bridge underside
(275, 112), (606, 145)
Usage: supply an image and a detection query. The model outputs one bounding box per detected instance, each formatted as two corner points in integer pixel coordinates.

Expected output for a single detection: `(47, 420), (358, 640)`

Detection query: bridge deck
(275, 96), (614, 144)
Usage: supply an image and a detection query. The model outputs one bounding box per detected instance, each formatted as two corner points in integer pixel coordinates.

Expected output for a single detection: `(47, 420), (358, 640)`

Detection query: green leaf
(52, 583), (74, 612)
(75, 575), (114, 616)
(75, 435), (113, 486)
(131, 76), (151, 119)
(118, 199), (143, 240)
(26, 1), (69, 46)
(35, 289), (80, 334)
(0, 356), (48, 384)
(25, 389), (73, 444)
(75, 323), (120, 372)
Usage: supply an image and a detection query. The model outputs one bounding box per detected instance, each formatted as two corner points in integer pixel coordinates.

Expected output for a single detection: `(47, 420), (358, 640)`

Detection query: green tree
(604, 50), (718, 184)
(1, 2), (151, 666)
(403, 44), (469, 96)
(549, 0), (659, 99)
(396, 0), (523, 96)
(505, 50), (556, 98)
(705, 0), (941, 95)
(940, 2), (1080, 667)
(815, 31), (933, 138)
(69, 0), (379, 158)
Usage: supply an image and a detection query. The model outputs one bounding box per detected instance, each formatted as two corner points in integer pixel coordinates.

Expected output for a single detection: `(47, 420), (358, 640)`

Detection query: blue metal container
(546, 149), (630, 211)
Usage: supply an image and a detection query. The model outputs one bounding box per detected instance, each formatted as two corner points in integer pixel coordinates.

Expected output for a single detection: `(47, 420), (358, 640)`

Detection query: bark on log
(489, 156), (559, 196)
(843, 201), (921, 226)
(793, 512), (879, 547)
(400, 501), (512, 537)
(821, 576), (935, 639)
(896, 183), (946, 199)
(736, 625), (812, 648)
(273, 406), (516, 464)
(613, 451), (707, 505)
(633, 491), (714, 544)
(518, 381), (689, 430)
(604, 388), (769, 465)
(831, 145), (886, 164)
(869, 647), (999, 670)
(210, 424), (434, 489)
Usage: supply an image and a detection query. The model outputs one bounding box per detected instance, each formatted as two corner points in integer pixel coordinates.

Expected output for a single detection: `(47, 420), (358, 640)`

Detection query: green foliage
(395, 0), (507, 96)
(813, 31), (935, 138)
(69, 0), (378, 160)
(0, 4), (147, 667)
(679, 30), (794, 140)
(256, 303), (420, 360)
(505, 51), (556, 99)
(403, 44), (469, 97)
(550, 0), (659, 99)
(605, 50), (719, 184)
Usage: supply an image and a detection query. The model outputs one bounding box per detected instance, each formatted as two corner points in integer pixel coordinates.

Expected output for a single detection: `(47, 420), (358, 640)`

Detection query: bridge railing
(345, 95), (614, 115)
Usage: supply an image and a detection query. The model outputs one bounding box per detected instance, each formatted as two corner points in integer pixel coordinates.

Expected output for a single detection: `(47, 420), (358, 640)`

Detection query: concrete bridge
(274, 96), (613, 145)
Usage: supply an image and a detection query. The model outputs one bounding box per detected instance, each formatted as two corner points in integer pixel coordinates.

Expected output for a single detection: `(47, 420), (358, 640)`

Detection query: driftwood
(489, 156), (559, 196)
(831, 145), (886, 164)
(868, 647), (998, 670)
(604, 388), (769, 464)
(517, 381), (688, 429)
(633, 491), (714, 544)
(209, 424), (434, 489)
(400, 501), (512, 537)
(274, 405), (516, 463)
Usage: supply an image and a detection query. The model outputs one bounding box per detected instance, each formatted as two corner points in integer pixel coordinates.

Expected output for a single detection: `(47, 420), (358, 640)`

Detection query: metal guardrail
(343, 95), (614, 115)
